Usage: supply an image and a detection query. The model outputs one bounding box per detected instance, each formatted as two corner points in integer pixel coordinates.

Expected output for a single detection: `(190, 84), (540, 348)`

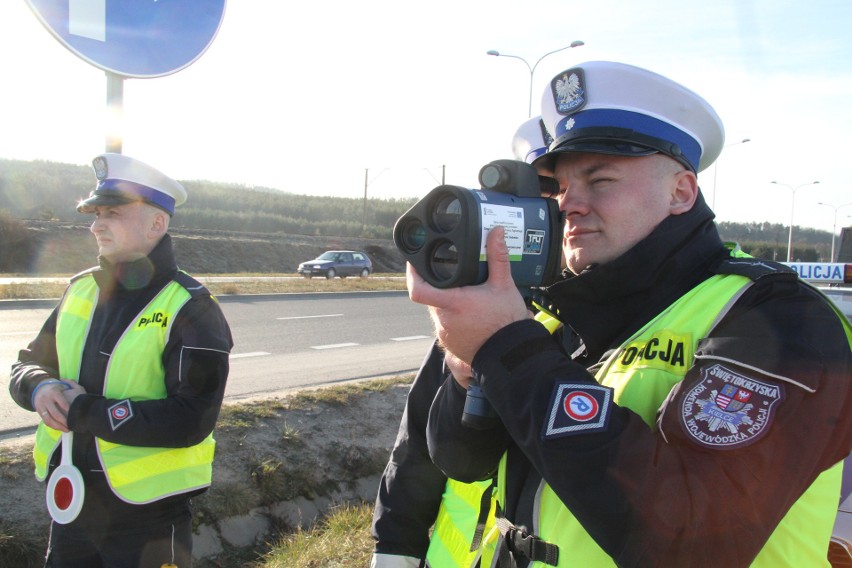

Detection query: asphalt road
(0, 291), (434, 440)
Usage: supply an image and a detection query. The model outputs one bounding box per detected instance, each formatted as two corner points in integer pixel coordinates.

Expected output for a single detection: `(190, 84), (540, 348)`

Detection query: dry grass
(0, 274), (406, 300)
(0, 281), (69, 300)
(254, 502), (374, 568)
(0, 521), (42, 568)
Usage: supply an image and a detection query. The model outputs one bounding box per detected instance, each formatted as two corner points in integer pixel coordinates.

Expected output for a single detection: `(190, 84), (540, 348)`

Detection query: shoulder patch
(680, 363), (784, 450)
(173, 271), (210, 298)
(714, 257), (796, 281)
(542, 382), (613, 439)
(108, 399), (134, 431)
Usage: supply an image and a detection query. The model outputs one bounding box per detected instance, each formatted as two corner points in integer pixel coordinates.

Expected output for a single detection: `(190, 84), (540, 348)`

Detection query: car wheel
(326, 268), (336, 279)
(360, 268), (370, 279)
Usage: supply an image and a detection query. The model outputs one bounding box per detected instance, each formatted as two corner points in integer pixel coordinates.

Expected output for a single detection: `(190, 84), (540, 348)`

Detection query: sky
(1, 0), (851, 234)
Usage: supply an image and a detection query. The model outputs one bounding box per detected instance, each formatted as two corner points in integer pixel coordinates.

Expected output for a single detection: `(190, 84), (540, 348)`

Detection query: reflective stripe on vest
(34, 274), (216, 504)
(426, 478), (496, 568)
(488, 273), (849, 567)
(426, 312), (560, 568)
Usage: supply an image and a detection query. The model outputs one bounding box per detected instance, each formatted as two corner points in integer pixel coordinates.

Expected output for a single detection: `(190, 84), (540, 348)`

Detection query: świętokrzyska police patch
(108, 399), (134, 431)
(680, 364), (784, 449)
(542, 382), (613, 439)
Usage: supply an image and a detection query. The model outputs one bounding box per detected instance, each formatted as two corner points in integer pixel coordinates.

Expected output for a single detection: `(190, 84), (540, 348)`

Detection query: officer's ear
(668, 167), (698, 216)
(148, 207), (169, 239)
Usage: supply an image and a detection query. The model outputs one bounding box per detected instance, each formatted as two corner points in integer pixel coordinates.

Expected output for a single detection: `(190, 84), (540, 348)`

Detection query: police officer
(370, 116), (554, 568)
(9, 153), (233, 567)
(415, 61), (852, 566)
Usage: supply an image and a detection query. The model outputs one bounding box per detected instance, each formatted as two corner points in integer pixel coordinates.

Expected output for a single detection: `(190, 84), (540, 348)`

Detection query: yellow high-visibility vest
(484, 273), (848, 567)
(34, 274), (216, 504)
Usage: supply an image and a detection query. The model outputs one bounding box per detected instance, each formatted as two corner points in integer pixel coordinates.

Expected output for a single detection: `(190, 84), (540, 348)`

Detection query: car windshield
(316, 252), (339, 261)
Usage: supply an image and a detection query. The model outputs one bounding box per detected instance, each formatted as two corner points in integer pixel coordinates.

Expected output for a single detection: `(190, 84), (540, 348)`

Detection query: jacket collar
(93, 234), (178, 292)
(541, 192), (729, 361)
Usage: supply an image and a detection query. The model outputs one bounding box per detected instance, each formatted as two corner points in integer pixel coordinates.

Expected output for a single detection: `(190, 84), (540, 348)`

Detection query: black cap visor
(76, 190), (139, 213)
(544, 125), (693, 171)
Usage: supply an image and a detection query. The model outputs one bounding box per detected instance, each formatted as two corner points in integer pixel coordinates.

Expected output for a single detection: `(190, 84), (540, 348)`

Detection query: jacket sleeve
(471, 279), (852, 566)
(9, 304), (62, 411)
(371, 341), (452, 560)
(426, 374), (511, 483)
(66, 294), (233, 447)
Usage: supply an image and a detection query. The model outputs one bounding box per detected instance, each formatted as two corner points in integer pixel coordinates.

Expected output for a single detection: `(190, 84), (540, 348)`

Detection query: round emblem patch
(681, 363), (784, 450)
(563, 391), (599, 422)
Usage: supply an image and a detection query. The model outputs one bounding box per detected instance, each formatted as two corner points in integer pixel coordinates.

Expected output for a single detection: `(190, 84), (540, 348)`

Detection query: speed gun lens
(432, 194), (462, 232)
(430, 241), (459, 282)
(398, 219), (426, 252)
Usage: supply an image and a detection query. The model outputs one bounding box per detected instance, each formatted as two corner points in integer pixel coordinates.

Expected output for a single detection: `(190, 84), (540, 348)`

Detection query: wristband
(30, 379), (68, 409)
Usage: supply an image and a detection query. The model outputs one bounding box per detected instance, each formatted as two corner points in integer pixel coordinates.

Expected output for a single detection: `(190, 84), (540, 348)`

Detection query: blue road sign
(26, 0), (226, 78)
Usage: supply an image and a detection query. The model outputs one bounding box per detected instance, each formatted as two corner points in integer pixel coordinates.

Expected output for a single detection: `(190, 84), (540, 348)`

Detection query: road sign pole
(105, 72), (123, 154)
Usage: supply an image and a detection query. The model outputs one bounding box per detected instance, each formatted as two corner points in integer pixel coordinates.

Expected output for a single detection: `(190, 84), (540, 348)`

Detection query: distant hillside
(0, 158), (838, 272)
(0, 158), (417, 240)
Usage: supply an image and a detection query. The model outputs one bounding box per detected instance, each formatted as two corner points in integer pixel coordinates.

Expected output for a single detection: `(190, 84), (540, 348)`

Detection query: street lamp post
(423, 165), (446, 185)
(487, 40), (585, 117)
(817, 200), (852, 261)
(771, 180), (820, 262)
(711, 138), (750, 209)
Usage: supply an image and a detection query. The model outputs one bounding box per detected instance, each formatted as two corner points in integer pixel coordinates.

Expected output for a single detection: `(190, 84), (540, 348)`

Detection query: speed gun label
(784, 263), (849, 284)
(480, 204), (525, 261)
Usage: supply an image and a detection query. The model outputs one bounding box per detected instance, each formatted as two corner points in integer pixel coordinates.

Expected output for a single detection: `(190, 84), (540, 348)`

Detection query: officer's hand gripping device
(393, 159), (564, 429)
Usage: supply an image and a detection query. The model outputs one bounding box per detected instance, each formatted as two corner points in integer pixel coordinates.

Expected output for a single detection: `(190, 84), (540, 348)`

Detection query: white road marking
(277, 314), (343, 320)
(311, 343), (359, 350)
(390, 335), (432, 341)
(230, 351), (271, 359)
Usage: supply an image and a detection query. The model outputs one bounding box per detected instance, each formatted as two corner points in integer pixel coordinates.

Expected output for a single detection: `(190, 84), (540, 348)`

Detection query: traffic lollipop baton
(46, 431), (85, 524)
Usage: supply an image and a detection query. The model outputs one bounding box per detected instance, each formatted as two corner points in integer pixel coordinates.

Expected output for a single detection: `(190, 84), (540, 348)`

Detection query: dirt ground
(0, 377), (412, 565)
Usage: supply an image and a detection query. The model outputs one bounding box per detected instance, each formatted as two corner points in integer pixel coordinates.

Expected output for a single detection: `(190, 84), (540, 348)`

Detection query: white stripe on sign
(230, 352), (271, 359)
(390, 336), (432, 341)
(69, 0), (106, 41)
(311, 343), (359, 350)
(277, 314), (343, 320)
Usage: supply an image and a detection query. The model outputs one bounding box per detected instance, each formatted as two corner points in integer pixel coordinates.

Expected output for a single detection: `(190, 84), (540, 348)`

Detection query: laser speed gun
(393, 159), (564, 292)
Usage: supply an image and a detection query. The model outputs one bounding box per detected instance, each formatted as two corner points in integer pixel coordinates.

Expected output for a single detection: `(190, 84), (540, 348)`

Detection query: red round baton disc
(54, 476), (74, 510)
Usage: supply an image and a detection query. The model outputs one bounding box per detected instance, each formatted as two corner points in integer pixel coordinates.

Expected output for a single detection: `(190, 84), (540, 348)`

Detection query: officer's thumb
(485, 225), (512, 287)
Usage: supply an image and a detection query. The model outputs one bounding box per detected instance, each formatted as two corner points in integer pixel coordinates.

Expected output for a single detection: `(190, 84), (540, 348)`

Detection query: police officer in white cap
(10, 153), (233, 567)
(413, 61), (852, 566)
(370, 118), (556, 568)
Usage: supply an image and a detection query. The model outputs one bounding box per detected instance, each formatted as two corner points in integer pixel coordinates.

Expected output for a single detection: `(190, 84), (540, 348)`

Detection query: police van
(783, 262), (852, 321)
